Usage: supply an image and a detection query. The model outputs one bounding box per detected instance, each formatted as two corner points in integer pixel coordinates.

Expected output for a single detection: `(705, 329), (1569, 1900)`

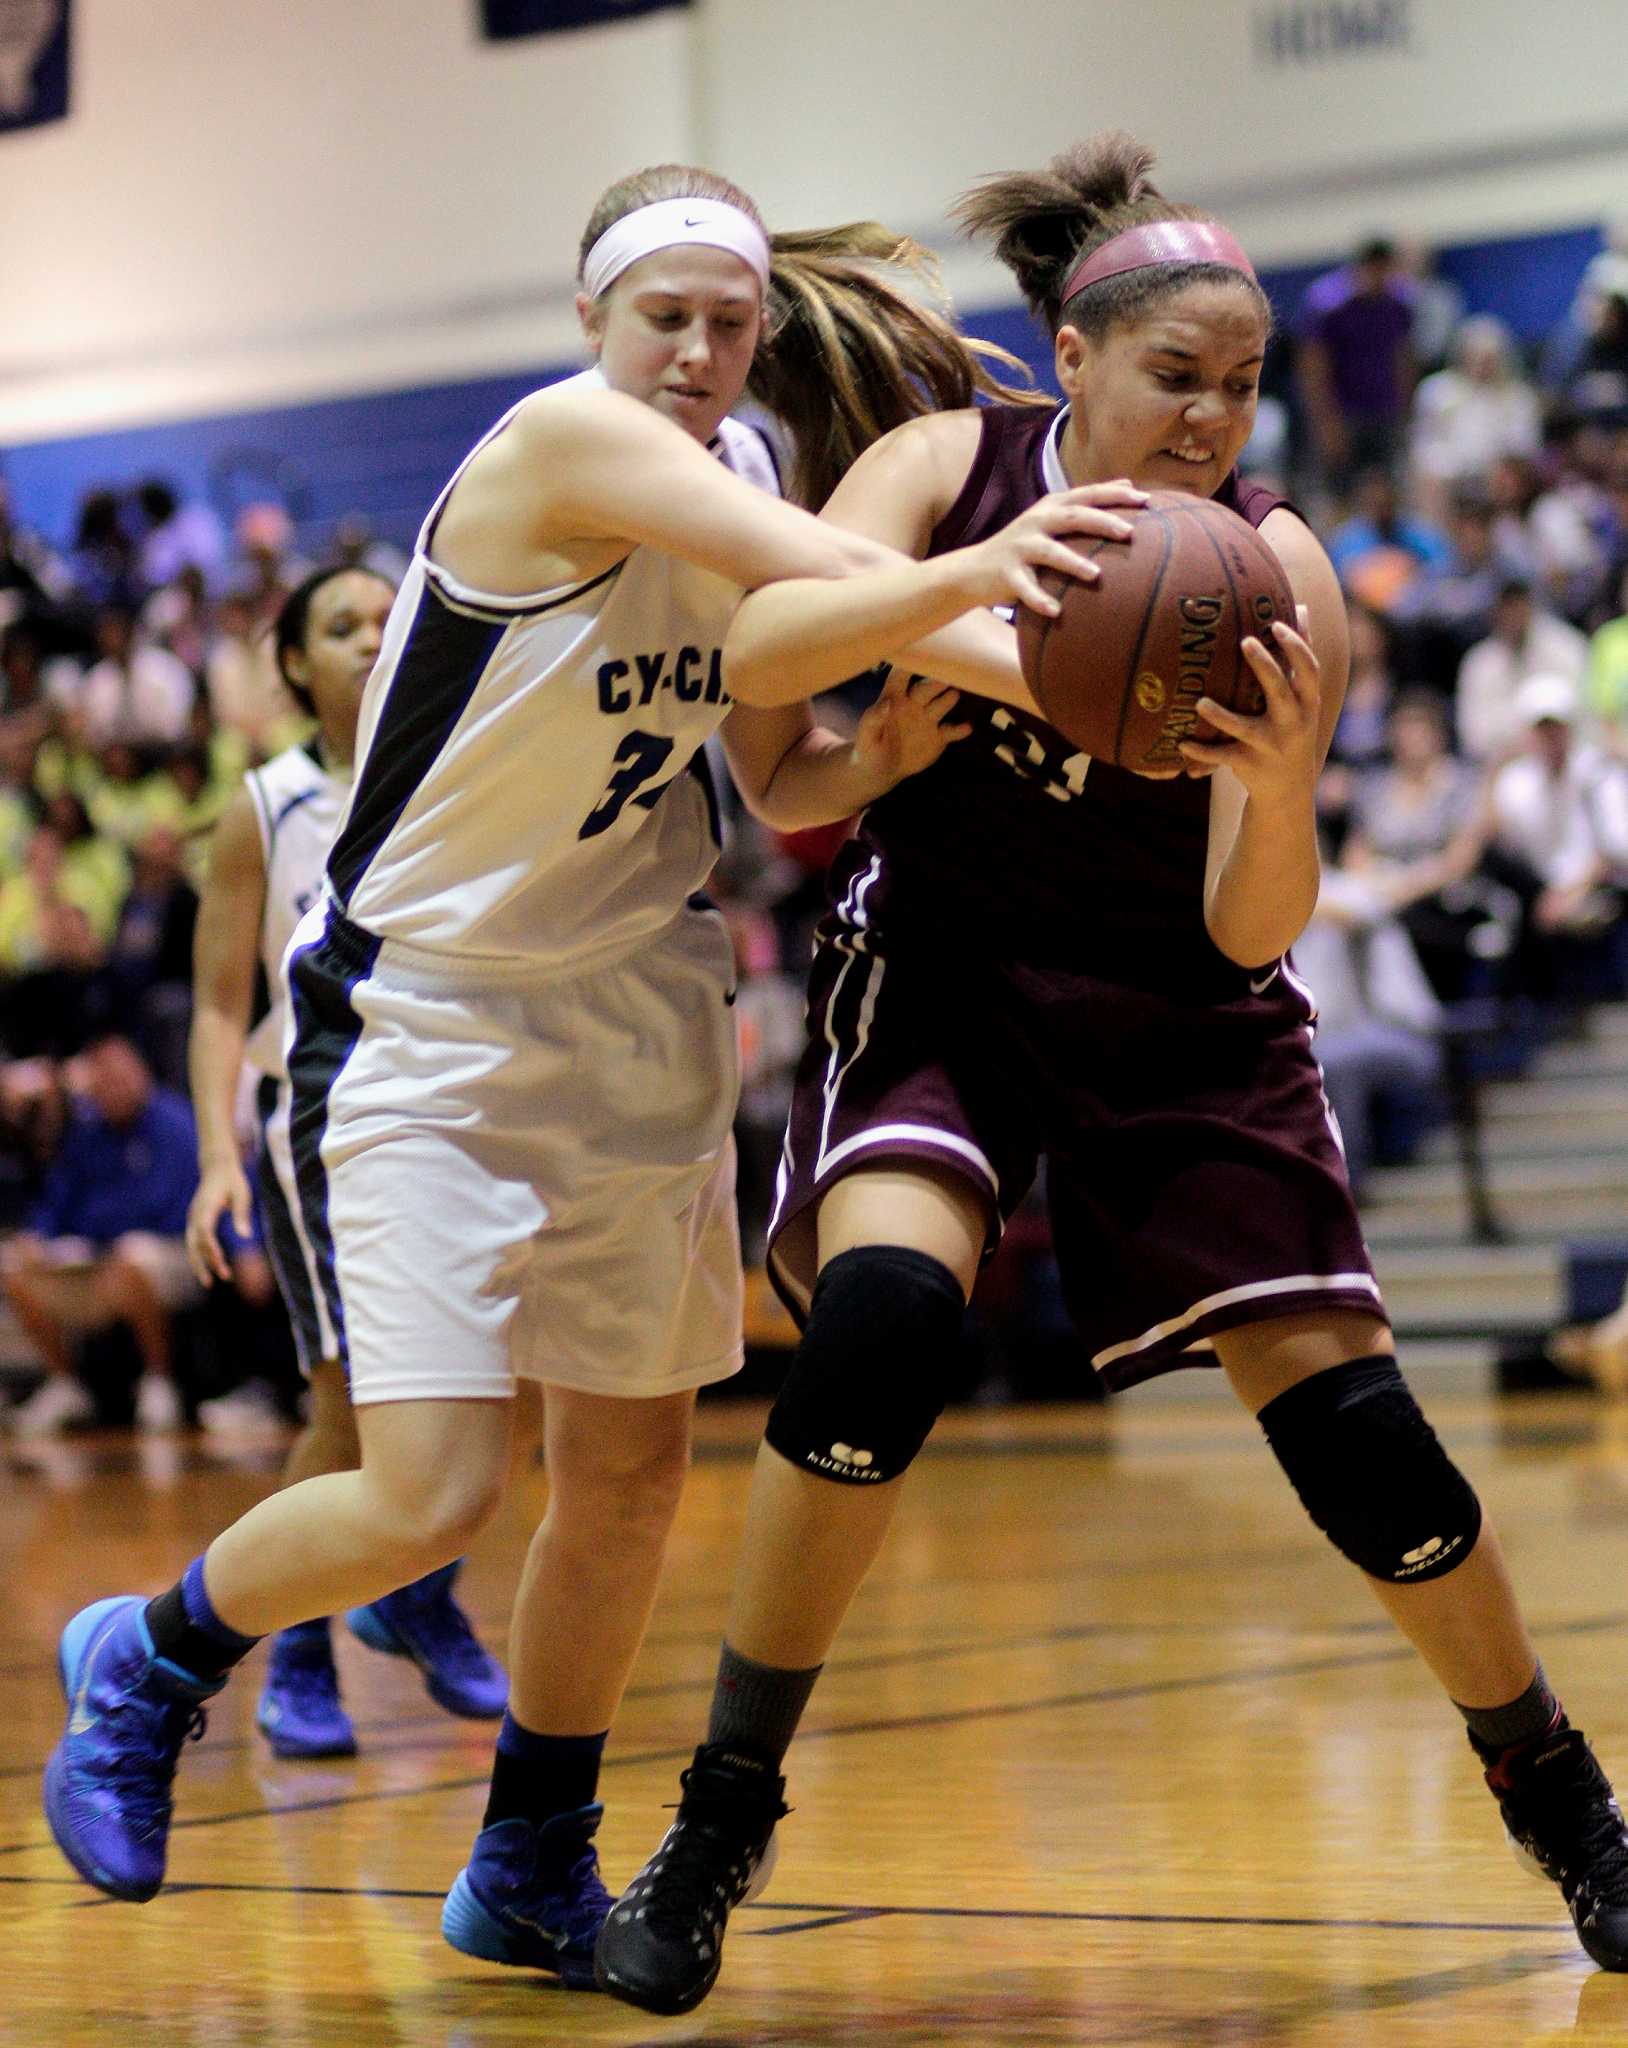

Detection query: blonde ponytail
(752, 226), (1046, 508)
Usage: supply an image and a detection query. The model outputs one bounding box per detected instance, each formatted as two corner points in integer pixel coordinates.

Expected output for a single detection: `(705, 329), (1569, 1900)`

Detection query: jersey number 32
(578, 730), (676, 840)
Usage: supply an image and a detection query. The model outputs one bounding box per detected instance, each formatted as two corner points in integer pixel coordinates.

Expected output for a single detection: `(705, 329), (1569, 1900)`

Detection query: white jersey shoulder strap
(245, 742), (332, 859)
(414, 368), (614, 617)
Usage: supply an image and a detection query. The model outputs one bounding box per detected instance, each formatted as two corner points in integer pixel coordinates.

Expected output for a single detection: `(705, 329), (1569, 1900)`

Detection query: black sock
(705, 1642), (823, 1772)
(481, 1713), (608, 1832)
(145, 1556), (261, 1683)
(1457, 1662), (1563, 1753)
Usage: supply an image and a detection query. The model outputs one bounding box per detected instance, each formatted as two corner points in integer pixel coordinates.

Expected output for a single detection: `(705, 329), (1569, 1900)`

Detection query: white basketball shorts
(281, 899), (743, 1405)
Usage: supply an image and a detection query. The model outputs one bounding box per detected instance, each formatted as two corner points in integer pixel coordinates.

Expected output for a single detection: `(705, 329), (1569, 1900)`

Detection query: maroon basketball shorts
(767, 928), (1385, 1391)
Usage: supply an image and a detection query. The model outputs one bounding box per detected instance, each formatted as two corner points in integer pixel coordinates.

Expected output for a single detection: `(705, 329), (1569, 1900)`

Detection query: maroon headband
(1060, 219), (1256, 306)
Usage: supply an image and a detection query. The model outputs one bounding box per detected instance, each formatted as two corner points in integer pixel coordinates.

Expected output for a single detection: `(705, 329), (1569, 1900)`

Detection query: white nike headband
(581, 197), (773, 301)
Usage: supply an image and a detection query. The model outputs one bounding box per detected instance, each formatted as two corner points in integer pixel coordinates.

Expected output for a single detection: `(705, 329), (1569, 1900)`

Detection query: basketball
(1016, 490), (1298, 773)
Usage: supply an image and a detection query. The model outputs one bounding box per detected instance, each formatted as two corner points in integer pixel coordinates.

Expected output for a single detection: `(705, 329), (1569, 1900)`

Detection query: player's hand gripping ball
(1015, 490), (1296, 774)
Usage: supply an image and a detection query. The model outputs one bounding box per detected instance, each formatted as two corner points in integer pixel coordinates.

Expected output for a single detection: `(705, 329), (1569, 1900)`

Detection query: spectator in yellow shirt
(0, 822), (124, 970)
(1586, 565), (1628, 752)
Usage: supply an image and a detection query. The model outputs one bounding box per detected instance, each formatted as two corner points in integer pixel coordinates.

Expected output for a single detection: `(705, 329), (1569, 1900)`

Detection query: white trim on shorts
(1092, 1270), (1387, 1371)
(815, 1124), (1000, 1194)
(814, 857), (883, 1176)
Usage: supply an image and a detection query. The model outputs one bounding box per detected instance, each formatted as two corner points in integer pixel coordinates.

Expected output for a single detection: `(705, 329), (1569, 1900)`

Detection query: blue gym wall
(2, 221), (1604, 558)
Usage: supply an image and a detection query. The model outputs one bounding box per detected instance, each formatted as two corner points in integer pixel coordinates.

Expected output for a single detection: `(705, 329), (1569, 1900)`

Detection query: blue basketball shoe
(345, 1562), (506, 1718)
(256, 1623), (356, 1759)
(441, 1803), (613, 1987)
(43, 1596), (220, 1902)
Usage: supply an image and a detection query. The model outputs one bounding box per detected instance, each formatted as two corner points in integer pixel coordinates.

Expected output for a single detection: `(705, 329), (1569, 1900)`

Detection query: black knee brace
(1258, 1354), (1482, 1583)
(764, 1245), (965, 1485)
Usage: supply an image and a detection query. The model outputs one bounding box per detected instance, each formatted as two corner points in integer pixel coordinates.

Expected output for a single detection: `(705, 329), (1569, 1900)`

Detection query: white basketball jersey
(245, 742), (351, 1075)
(326, 369), (780, 975)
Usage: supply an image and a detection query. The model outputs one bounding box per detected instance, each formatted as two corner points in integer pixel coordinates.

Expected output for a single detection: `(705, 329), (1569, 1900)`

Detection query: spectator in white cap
(1456, 576), (1588, 763)
(1481, 674), (1628, 1000)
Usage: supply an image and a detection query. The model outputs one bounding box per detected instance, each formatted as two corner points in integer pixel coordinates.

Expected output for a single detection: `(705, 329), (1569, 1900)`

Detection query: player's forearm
(724, 553), (985, 707)
(741, 728), (898, 831)
(188, 1004), (250, 1171)
(894, 608), (1041, 716)
(1206, 790), (1322, 967)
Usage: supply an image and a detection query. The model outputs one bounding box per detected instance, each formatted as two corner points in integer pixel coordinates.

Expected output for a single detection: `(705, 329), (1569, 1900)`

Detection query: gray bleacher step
(1364, 1217), (1541, 1251)
(1365, 1154), (1628, 1205)
(1363, 1206), (1626, 1247)
(1389, 1335), (1504, 1372)
(1370, 1241), (1562, 1328)
(1324, 1008), (1628, 1358)
(1532, 1042), (1628, 1082)
(1360, 1153), (1628, 1241)
(1552, 1002), (1628, 1049)
(1387, 1307), (1555, 1337)
(1419, 1114), (1628, 1162)
(1480, 1073), (1628, 1121)
(1512, 1006), (1628, 1083)
(1372, 1240), (1561, 1279)
(1582, 1004), (1628, 1046)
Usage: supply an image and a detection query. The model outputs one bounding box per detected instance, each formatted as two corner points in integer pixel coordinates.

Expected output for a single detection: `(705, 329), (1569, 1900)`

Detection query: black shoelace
(1521, 1749), (1628, 1902)
(639, 1804), (771, 1934)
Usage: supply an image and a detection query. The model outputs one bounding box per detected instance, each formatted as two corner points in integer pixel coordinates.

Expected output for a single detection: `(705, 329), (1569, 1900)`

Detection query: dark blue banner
(0, 0), (69, 134)
(480, 0), (688, 38)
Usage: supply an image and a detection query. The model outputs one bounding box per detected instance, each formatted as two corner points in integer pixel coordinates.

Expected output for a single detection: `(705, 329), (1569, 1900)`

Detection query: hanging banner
(479, 0), (688, 39)
(0, 0), (69, 134)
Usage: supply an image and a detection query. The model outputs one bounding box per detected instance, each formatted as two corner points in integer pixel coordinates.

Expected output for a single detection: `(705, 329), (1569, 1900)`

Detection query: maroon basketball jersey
(835, 404), (1296, 993)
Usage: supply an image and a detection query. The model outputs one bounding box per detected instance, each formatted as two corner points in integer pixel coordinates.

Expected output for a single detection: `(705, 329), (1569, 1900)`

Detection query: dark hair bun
(953, 133), (1165, 311)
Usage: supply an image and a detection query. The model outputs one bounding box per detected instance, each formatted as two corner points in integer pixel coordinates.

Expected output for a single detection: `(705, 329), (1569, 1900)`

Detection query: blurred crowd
(1272, 233), (1628, 1195)
(4, 224), (1628, 1428)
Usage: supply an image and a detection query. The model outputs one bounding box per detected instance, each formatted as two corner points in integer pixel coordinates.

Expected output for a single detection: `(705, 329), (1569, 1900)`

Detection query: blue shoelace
(99, 1696), (208, 1842)
(537, 1843), (614, 1952)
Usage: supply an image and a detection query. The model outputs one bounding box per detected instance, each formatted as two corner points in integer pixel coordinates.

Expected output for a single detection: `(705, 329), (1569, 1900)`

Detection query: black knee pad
(1258, 1354), (1482, 1583)
(764, 1245), (964, 1485)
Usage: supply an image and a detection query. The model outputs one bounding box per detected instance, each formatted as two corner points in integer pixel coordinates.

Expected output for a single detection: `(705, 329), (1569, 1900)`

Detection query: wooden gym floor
(6, 1377), (1628, 2046)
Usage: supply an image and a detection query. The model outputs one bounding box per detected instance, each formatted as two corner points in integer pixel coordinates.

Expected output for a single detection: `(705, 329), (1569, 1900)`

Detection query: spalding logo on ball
(1016, 491), (1295, 775)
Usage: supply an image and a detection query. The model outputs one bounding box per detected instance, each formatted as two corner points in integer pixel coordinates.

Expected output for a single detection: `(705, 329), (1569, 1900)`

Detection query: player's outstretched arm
(435, 386), (1013, 709)
(727, 415), (1141, 710)
(435, 391), (1122, 714)
(184, 787), (265, 1285)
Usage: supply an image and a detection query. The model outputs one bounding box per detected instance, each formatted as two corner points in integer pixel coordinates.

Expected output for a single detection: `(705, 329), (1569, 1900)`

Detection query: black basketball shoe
(594, 1744), (787, 2014)
(1476, 1718), (1628, 1969)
